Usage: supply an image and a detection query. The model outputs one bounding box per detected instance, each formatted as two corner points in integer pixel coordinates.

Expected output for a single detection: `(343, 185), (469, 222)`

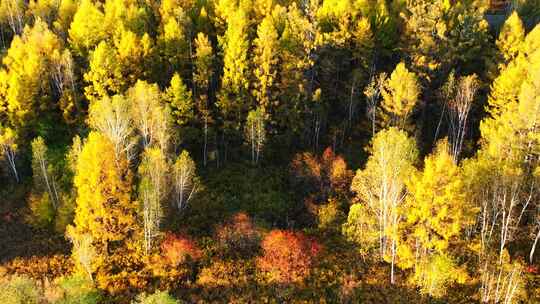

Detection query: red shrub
(257, 230), (321, 284)
(161, 233), (202, 266)
(216, 212), (260, 258)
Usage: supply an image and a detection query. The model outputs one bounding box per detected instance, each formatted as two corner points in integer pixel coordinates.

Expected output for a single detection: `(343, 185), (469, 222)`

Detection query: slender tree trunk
(530, 226), (540, 263)
(39, 157), (57, 209)
(4, 147), (19, 183)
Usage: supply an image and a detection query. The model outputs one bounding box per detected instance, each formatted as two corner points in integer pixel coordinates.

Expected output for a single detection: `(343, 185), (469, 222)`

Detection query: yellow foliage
(253, 14), (279, 113)
(496, 12), (525, 65)
(68, 131), (139, 290)
(401, 140), (476, 296)
(0, 19), (63, 126)
(68, 0), (107, 55)
(380, 62), (420, 129)
(83, 41), (123, 100)
(72, 131), (136, 244)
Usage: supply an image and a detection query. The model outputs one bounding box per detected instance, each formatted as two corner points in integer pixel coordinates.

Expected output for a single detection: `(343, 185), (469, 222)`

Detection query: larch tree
(463, 30), (540, 304)
(402, 0), (490, 82)
(112, 27), (153, 89)
(84, 29), (153, 102)
(496, 11), (525, 67)
(27, 0), (61, 26)
(52, 0), (79, 40)
(193, 32), (214, 167)
(138, 147), (169, 256)
(172, 150), (200, 211)
(83, 41), (124, 101)
(401, 0), (448, 82)
(68, 0), (107, 56)
(0, 18), (63, 129)
(379, 62), (420, 130)
(343, 127), (418, 284)
(157, 0), (191, 80)
(218, 6), (250, 132)
(253, 14), (279, 116)
(55, 134), (84, 234)
(488, 24), (540, 120)
(401, 140), (474, 297)
(67, 131), (138, 289)
(164, 73), (194, 133)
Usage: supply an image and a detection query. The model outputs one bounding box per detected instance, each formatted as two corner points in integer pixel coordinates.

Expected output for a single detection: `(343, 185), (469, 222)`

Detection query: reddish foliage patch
(290, 147), (352, 203)
(526, 265), (538, 274)
(161, 233), (202, 266)
(257, 230), (321, 284)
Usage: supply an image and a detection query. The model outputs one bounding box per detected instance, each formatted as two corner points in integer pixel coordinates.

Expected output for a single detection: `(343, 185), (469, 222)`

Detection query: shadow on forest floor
(0, 183), (68, 263)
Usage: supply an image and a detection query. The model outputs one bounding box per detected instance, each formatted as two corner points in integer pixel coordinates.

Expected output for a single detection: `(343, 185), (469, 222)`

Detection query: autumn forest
(0, 0), (539, 303)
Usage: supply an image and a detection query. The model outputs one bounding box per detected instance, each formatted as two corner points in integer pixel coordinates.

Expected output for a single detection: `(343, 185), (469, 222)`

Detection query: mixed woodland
(0, 0), (540, 302)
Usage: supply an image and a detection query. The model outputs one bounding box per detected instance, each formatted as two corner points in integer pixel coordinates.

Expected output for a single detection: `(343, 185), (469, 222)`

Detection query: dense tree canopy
(0, 0), (539, 303)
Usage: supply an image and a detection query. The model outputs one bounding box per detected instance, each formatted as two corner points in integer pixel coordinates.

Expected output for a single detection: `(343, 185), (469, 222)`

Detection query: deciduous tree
(67, 131), (138, 291)
(0, 125), (19, 182)
(400, 140), (475, 297)
(172, 150), (200, 210)
(31, 136), (60, 210)
(244, 108), (266, 164)
(496, 12), (525, 67)
(257, 230), (321, 284)
(379, 63), (420, 130)
(138, 147), (169, 255)
(87, 94), (135, 163)
(344, 127), (417, 284)
(253, 14), (279, 115)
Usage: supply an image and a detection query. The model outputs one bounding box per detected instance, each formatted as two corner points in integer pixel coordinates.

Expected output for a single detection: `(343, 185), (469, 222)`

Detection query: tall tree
(68, 0), (107, 56)
(87, 94), (135, 163)
(0, 0), (25, 36)
(138, 147), (169, 255)
(157, 0), (192, 81)
(400, 140), (475, 297)
(379, 62), (420, 130)
(344, 127), (418, 284)
(244, 108), (266, 164)
(66, 131), (138, 291)
(193, 32), (214, 166)
(172, 150), (200, 211)
(163, 73), (194, 140)
(128, 80), (170, 150)
(252, 14), (279, 116)
(364, 72), (387, 137)
(0, 19), (64, 129)
(218, 7), (250, 132)
(464, 30), (540, 303)
(31, 137), (60, 210)
(440, 73), (480, 162)
(496, 12), (525, 68)
(402, 0), (490, 82)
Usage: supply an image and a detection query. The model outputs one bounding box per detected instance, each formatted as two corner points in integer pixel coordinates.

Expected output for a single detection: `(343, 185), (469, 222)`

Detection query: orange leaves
(257, 230), (321, 284)
(290, 147), (352, 203)
(161, 233), (202, 266)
